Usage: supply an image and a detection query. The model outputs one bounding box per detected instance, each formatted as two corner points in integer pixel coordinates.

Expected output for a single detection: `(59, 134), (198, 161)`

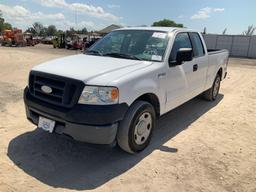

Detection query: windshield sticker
(152, 32), (167, 39)
(152, 55), (162, 61)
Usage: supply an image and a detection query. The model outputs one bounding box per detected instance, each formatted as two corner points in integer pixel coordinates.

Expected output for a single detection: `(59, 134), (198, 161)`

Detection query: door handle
(193, 64), (198, 72)
(158, 72), (166, 79)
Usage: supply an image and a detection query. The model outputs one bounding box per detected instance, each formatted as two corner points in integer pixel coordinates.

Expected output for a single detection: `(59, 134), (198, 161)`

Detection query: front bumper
(24, 87), (128, 144)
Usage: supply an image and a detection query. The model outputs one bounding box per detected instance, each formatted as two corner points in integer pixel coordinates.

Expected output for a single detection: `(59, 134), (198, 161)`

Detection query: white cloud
(178, 15), (184, 19)
(213, 8), (225, 12)
(40, 0), (67, 7)
(39, 0), (120, 21)
(191, 7), (225, 20)
(0, 3), (115, 31)
(0, 4), (65, 23)
(191, 7), (212, 20)
(58, 20), (97, 31)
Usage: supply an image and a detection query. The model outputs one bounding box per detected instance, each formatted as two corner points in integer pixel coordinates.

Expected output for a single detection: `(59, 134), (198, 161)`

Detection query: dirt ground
(0, 44), (255, 192)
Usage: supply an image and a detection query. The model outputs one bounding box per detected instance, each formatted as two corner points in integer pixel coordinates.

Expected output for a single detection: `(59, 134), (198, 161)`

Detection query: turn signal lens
(111, 88), (119, 100)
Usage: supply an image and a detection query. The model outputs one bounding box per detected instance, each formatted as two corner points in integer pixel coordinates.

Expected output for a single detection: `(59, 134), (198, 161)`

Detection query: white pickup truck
(24, 27), (229, 153)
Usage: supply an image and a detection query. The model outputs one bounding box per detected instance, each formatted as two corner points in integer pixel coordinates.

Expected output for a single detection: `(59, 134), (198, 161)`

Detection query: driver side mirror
(169, 48), (193, 66)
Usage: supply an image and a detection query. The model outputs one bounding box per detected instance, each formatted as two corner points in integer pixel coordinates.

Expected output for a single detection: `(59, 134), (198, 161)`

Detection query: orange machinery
(1, 29), (26, 47)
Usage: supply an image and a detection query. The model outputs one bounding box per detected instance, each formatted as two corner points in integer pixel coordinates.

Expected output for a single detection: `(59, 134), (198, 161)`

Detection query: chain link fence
(203, 34), (256, 58)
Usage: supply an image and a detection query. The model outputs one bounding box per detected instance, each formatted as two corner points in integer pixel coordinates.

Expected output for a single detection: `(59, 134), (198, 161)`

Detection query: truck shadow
(8, 95), (223, 190)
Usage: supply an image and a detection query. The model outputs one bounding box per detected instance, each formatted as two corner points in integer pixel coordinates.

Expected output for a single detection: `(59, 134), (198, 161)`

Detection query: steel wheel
(203, 73), (221, 101)
(213, 75), (221, 99)
(134, 112), (152, 145)
(117, 101), (156, 153)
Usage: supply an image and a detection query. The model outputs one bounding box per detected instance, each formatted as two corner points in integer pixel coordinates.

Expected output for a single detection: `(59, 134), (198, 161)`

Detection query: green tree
(0, 10), (4, 23)
(32, 22), (44, 36)
(66, 27), (76, 36)
(46, 25), (57, 36)
(56, 29), (64, 36)
(25, 27), (37, 35)
(3, 22), (12, 30)
(0, 13), (4, 31)
(0, 10), (12, 32)
(152, 19), (183, 28)
(80, 27), (88, 34)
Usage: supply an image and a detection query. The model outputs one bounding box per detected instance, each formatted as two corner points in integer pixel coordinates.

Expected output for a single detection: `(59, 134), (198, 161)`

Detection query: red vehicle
(66, 34), (84, 50)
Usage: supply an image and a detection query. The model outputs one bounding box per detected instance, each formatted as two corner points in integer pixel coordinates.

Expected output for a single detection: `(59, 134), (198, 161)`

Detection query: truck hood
(32, 54), (153, 84)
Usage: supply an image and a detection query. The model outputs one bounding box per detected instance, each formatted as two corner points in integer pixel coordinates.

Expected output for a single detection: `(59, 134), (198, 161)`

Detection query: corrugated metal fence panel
(248, 36), (256, 58)
(203, 34), (256, 58)
(202, 34), (217, 49)
(216, 35), (233, 51)
(231, 36), (250, 57)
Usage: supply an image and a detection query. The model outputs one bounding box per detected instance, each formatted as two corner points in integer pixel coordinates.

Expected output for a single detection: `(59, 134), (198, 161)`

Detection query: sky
(0, 0), (255, 34)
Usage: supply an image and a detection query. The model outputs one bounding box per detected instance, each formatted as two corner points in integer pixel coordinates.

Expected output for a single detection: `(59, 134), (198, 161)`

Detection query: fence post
(247, 35), (252, 58)
(215, 35), (218, 49)
(230, 35), (235, 56)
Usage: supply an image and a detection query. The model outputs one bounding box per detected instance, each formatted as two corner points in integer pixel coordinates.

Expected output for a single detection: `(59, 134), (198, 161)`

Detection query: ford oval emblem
(41, 85), (52, 94)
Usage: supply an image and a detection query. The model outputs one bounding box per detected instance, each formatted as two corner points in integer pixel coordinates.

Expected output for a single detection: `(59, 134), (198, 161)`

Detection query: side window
(189, 33), (205, 57)
(169, 33), (192, 62)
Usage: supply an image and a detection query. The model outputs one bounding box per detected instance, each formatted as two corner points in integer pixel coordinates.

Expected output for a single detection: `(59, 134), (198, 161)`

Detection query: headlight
(78, 86), (119, 105)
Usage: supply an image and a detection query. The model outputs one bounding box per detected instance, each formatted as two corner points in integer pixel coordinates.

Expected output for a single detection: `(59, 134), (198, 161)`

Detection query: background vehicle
(24, 32), (36, 46)
(1, 29), (26, 47)
(84, 37), (101, 49)
(0, 35), (3, 44)
(41, 36), (54, 44)
(65, 34), (84, 50)
(24, 27), (229, 154)
(53, 34), (66, 48)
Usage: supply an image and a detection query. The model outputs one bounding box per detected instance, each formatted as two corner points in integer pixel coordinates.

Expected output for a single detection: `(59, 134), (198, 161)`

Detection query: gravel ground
(0, 44), (255, 192)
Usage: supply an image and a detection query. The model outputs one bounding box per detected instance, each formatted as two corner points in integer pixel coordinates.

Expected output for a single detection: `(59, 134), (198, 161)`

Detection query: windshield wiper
(85, 50), (103, 56)
(103, 53), (142, 60)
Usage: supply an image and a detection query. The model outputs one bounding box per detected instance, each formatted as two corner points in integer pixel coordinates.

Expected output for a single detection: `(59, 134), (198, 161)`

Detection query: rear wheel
(203, 74), (221, 101)
(117, 101), (156, 154)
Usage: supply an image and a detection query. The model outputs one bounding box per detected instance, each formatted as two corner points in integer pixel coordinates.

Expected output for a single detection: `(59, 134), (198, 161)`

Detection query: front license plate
(38, 116), (55, 133)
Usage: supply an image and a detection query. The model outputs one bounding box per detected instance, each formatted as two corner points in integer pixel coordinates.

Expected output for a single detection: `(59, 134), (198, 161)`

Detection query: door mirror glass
(170, 48), (193, 65)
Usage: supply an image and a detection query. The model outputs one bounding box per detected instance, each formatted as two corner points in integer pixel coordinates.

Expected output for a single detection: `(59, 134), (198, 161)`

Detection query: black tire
(203, 74), (221, 101)
(117, 101), (156, 154)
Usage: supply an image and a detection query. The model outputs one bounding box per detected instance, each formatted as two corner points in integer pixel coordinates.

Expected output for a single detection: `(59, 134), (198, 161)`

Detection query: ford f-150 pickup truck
(24, 27), (229, 153)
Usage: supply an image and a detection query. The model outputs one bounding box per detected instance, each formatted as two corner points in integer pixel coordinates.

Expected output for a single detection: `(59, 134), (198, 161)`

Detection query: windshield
(86, 30), (169, 62)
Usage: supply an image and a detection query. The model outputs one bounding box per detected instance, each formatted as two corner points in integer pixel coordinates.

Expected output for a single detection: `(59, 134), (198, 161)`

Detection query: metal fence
(202, 34), (256, 58)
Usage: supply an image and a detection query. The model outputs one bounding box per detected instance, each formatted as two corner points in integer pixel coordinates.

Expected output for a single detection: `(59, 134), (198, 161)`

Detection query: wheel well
(135, 93), (160, 117)
(217, 68), (223, 80)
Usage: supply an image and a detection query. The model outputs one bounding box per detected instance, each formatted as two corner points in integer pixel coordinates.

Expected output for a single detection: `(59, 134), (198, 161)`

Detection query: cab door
(188, 32), (208, 96)
(164, 32), (198, 112)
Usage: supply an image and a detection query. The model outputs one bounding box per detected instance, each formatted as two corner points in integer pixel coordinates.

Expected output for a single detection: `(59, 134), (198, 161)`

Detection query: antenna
(74, 8), (79, 54)
(75, 8), (78, 29)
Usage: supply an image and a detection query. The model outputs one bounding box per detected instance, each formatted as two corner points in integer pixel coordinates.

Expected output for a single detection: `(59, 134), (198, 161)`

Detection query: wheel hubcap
(134, 112), (152, 145)
(213, 77), (220, 98)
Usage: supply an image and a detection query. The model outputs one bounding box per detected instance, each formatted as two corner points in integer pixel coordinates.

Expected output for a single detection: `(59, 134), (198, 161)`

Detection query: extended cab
(24, 27), (229, 153)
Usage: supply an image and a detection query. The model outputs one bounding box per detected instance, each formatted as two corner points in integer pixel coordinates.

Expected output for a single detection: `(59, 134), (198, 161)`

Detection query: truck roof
(114, 27), (194, 33)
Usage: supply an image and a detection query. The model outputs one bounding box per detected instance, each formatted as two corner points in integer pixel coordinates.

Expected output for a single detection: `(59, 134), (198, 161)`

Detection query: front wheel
(203, 74), (221, 101)
(117, 101), (156, 154)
